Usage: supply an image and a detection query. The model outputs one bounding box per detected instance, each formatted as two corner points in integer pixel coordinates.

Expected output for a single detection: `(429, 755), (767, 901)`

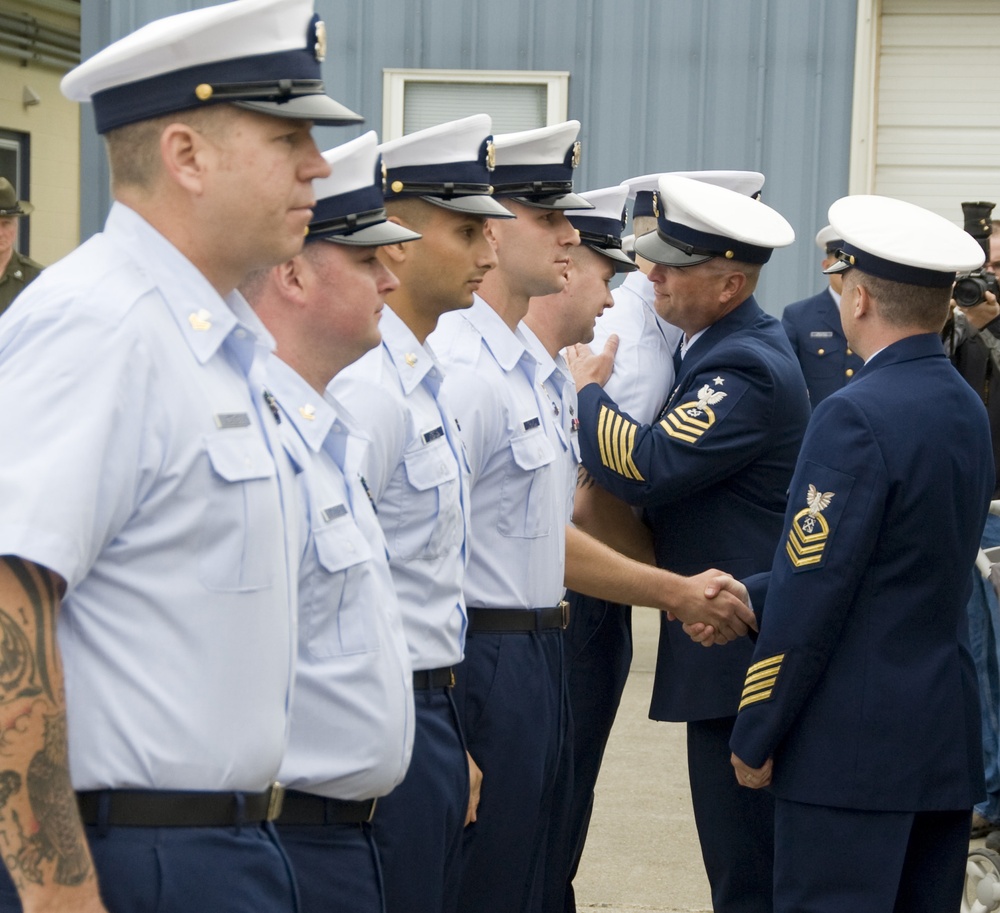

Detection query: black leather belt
(468, 601), (570, 634)
(276, 790), (377, 825)
(413, 666), (456, 689)
(77, 785), (285, 827)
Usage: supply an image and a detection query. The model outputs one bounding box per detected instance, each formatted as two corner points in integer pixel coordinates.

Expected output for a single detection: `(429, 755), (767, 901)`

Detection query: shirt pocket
(393, 438), (461, 560)
(198, 431), (278, 592)
(498, 427), (556, 540)
(304, 515), (376, 658)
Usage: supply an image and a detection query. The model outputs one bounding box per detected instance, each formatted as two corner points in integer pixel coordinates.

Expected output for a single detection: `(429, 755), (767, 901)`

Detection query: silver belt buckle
(559, 600), (570, 629)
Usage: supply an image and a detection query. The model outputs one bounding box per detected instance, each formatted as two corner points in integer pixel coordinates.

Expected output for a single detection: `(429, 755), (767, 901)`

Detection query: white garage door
(857, 0), (1000, 225)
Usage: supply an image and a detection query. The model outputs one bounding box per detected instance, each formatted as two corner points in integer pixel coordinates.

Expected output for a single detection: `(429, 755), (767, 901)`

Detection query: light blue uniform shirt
(0, 203), (298, 791)
(521, 323), (579, 526)
(331, 306), (470, 671)
(592, 268), (682, 424)
(430, 296), (564, 610)
(269, 357), (414, 800)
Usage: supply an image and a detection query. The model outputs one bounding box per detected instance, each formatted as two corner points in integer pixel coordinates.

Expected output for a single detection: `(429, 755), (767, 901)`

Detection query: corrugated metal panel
(874, 0), (1000, 226)
(78, 0), (858, 314)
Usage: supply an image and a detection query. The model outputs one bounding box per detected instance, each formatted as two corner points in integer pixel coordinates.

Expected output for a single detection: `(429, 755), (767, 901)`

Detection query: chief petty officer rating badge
(786, 484), (835, 568)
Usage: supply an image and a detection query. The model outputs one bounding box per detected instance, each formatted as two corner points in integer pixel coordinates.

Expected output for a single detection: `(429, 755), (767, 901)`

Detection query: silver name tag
(214, 412), (251, 429)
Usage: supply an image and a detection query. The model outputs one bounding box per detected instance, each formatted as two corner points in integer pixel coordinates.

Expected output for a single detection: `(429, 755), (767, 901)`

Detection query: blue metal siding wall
(79, 0), (857, 313)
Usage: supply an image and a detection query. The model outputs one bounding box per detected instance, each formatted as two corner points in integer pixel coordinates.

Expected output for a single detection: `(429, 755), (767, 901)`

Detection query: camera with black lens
(954, 201), (999, 307)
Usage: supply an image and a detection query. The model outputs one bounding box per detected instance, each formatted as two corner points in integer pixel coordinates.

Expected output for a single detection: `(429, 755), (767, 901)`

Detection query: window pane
(403, 82), (547, 134)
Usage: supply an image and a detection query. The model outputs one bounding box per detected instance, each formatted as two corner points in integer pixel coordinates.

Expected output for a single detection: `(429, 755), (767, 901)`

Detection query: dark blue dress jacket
(781, 288), (864, 408)
(577, 295), (810, 720)
(731, 333), (993, 811)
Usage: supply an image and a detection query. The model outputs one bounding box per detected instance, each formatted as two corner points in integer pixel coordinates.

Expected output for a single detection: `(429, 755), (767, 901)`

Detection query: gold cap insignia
(195, 84), (213, 102)
(188, 308), (212, 331)
(314, 20), (327, 62)
(486, 140), (496, 172)
(652, 193), (659, 219)
(299, 404), (317, 421)
(571, 141), (582, 169)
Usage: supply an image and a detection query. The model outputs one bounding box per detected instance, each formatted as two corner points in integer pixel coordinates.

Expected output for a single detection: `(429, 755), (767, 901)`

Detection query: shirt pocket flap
(509, 428), (556, 472)
(204, 432), (276, 482)
(313, 515), (373, 574)
(403, 440), (459, 492)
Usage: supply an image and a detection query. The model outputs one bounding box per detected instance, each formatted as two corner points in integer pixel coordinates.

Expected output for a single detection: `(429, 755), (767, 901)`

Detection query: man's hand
(953, 290), (1000, 330)
(465, 752), (482, 826)
(664, 569), (756, 644)
(679, 576), (753, 646)
(732, 752), (772, 789)
(566, 334), (618, 391)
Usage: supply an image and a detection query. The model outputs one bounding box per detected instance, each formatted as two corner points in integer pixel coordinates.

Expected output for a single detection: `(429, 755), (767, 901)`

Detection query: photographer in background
(942, 212), (1000, 845)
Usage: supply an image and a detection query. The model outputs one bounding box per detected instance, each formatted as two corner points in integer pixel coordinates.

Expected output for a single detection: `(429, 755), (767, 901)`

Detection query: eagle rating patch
(783, 463), (853, 572)
(661, 384), (727, 442)
(786, 484), (835, 568)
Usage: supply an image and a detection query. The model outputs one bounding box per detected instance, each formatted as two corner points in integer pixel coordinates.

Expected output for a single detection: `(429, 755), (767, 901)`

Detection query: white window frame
(381, 68), (570, 141)
(848, 0), (881, 194)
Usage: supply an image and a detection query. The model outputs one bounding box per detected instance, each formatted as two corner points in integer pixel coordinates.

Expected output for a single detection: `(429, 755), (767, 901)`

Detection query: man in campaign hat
(0, 1), (359, 910)
(729, 194), (992, 913)
(570, 173), (810, 913)
(781, 224), (864, 407)
(242, 131), (420, 913)
(431, 133), (755, 913)
(329, 114), (511, 913)
(0, 178), (42, 315)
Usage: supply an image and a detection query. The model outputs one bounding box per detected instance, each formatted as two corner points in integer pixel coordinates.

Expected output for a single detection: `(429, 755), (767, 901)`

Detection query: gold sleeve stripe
(598, 406), (616, 473)
(597, 405), (644, 481)
(743, 666), (780, 687)
(738, 690), (774, 711)
(741, 676), (777, 699)
(623, 422), (644, 481)
(746, 653), (784, 676)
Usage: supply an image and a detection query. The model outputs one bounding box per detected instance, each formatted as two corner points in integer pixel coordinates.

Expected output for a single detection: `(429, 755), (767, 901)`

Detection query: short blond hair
(104, 105), (238, 191)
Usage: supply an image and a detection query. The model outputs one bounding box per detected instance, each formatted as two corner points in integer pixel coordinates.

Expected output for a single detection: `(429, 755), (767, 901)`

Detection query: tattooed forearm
(0, 557), (97, 902)
(5, 557), (58, 703)
(576, 466), (596, 491)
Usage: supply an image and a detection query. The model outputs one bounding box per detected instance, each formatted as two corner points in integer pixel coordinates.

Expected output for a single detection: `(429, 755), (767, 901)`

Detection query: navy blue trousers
(774, 799), (970, 913)
(277, 820), (382, 913)
(688, 716), (774, 913)
(544, 592), (632, 913)
(0, 822), (298, 912)
(452, 626), (566, 913)
(374, 686), (469, 913)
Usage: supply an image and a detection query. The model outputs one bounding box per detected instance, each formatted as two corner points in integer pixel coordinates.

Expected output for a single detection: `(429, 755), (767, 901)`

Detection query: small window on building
(382, 68), (569, 140)
(0, 129), (31, 255)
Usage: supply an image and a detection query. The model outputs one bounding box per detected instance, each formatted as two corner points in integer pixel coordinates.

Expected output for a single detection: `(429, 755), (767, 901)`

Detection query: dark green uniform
(0, 250), (43, 316)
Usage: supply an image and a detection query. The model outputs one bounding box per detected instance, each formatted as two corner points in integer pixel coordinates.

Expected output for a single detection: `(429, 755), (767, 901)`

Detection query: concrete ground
(571, 607), (712, 913)
(570, 607), (992, 913)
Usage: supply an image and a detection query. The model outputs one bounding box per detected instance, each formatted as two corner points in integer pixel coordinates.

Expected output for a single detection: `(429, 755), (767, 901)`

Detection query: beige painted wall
(0, 6), (81, 267)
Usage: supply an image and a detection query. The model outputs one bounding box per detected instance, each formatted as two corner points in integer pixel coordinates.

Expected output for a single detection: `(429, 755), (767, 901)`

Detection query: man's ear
(377, 217), (413, 265)
(483, 218), (500, 252)
(718, 270), (748, 305)
(273, 254), (310, 305)
(853, 281), (871, 319)
(159, 122), (211, 195)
